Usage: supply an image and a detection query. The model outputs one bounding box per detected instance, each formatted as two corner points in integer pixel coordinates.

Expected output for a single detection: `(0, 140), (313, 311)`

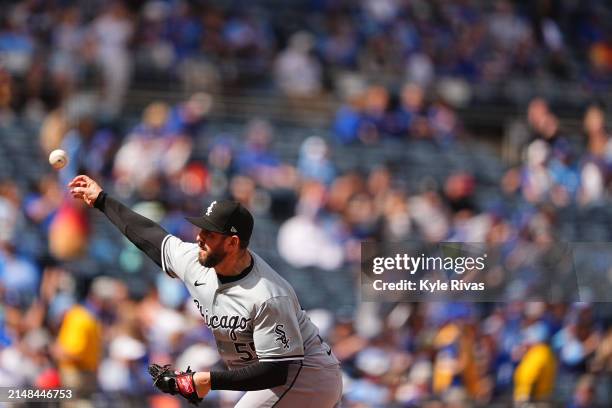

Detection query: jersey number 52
(234, 342), (256, 361)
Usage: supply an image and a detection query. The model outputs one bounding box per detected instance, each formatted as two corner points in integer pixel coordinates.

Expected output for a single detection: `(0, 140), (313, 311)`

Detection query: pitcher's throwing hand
(68, 175), (103, 207)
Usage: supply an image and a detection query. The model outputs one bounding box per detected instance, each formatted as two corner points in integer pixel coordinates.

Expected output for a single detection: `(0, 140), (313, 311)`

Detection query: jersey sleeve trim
(160, 234), (177, 278)
(257, 355), (304, 362)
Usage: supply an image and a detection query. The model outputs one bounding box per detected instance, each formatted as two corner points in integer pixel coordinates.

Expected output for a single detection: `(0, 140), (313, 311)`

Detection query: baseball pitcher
(69, 175), (342, 407)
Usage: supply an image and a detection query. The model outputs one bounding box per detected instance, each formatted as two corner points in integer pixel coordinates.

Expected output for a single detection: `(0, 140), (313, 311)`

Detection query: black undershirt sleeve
(93, 191), (169, 268)
(210, 361), (290, 391)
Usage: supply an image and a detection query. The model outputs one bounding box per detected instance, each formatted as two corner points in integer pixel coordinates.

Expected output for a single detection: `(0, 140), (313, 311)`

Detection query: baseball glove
(148, 363), (202, 405)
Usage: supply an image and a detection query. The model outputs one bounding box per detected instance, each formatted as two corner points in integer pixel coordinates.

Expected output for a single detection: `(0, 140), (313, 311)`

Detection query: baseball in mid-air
(49, 149), (68, 170)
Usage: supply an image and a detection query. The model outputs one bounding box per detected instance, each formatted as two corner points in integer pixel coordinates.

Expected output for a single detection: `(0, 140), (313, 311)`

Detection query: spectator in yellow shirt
(514, 322), (557, 403)
(53, 277), (118, 402)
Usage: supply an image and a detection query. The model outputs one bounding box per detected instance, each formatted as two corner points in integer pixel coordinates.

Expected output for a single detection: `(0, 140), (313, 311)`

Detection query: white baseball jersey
(160, 235), (339, 370)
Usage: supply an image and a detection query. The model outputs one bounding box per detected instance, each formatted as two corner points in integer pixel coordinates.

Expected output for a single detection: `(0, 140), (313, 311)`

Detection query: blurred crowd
(503, 98), (612, 209)
(1, 86), (612, 405)
(1, 0), (612, 119)
(1, 0), (612, 407)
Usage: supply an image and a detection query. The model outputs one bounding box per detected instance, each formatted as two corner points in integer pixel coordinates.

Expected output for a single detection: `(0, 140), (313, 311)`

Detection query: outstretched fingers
(68, 175), (91, 188)
(70, 190), (85, 200)
(70, 187), (87, 195)
(69, 181), (87, 189)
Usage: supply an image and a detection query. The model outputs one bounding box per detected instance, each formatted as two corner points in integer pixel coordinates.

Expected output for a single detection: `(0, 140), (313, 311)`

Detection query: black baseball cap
(186, 200), (254, 244)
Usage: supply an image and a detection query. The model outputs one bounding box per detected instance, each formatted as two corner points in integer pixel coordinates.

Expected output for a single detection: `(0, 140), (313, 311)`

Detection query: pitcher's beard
(198, 248), (227, 267)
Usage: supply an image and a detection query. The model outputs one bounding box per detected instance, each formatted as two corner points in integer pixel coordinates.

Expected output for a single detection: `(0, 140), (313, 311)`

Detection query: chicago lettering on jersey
(193, 299), (251, 341)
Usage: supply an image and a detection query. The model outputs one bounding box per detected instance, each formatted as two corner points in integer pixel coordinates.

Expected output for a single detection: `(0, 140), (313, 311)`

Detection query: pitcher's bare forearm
(93, 191), (168, 267)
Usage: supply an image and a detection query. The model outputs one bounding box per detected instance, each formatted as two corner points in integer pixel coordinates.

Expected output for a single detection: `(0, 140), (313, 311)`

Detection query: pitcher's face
(196, 230), (229, 267)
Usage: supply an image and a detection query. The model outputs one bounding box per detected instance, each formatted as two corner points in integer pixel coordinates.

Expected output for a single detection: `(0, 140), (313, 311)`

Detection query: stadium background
(1, 0), (612, 406)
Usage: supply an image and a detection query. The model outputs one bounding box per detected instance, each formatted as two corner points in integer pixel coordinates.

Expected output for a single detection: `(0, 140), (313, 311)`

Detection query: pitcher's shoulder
(248, 253), (298, 302)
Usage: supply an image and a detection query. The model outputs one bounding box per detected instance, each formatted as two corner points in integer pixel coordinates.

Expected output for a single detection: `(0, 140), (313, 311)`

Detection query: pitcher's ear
(226, 235), (239, 249)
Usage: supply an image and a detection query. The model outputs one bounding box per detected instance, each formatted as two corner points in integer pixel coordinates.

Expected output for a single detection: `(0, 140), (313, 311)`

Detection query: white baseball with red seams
(49, 149), (68, 169)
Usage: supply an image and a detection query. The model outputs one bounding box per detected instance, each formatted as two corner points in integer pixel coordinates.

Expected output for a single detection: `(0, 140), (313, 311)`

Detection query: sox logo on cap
(206, 201), (217, 216)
